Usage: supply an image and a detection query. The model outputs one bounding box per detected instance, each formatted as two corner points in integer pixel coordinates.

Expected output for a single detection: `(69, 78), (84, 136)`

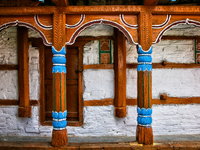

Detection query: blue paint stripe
(137, 64), (152, 71)
(53, 120), (67, 128)
(52, 111), (67, 119)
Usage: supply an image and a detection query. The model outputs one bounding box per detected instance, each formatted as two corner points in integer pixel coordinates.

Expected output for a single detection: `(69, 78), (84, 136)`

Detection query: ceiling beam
(52, 0), (68, 6)
(143, 0), (159, 6)
(1, 5), (200, 16)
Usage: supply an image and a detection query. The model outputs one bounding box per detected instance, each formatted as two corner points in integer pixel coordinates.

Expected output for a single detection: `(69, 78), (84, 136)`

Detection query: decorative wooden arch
(1, 3), (200, 147)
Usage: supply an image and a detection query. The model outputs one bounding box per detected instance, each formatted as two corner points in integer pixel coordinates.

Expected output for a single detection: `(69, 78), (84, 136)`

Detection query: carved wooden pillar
(136, 12), (153, 145)
(51, 13), (68, 147)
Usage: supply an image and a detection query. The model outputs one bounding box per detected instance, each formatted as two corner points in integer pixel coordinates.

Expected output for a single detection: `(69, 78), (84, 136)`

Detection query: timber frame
(1, 2), (200, 147)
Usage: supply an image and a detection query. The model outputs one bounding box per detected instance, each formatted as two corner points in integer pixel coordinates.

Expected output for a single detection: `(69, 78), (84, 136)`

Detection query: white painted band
(138, 115), (152, 118)
(53, 54), (65, 57)
(53, 118), (66, 121)
(53, 64), (66, 66)
(53, 127), (66, 131)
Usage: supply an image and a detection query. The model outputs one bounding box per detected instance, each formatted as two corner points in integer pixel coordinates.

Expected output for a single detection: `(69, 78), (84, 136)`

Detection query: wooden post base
(136, 125), (153, 145)
(52, 129), (68, 147)
(115, 107), (126, 118)
(18, 106), (32, 117)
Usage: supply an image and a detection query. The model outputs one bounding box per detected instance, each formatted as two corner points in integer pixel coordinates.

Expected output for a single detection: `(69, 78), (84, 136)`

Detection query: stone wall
(0, 24), (199, 137)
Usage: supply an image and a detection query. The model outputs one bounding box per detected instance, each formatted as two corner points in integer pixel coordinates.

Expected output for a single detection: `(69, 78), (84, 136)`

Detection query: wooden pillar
(17, 26), (31, 117)
(114, 29), (126, 118)
(51, 13), (68, 147)
(136, 12), (153, 145)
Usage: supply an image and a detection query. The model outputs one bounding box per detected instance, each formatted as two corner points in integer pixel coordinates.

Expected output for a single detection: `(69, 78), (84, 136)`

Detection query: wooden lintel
(143, 0), (158, 6)
(1, 6), (200, 15)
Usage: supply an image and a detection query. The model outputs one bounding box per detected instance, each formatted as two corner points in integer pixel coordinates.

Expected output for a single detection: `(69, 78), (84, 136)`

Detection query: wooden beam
(114, 29), (127, 118)
(84, 98), (114, 106)
(52, 0), (68, 6)
(83, 64), (113, 70)
(1, 6), (200, 16)
(0, 100), (38, 106)
(127, 63), (200, 69)
(0, 65), (18, 70)
(17, 26), (31, 117)
(143, 0), (159, 6)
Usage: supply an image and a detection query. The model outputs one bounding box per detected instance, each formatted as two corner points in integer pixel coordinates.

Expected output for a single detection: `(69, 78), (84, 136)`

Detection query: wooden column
(17, 26), (31, 117)
(114, 29), (126, 118)
(136, 12), (153, 145)
(51, 13), (68, 147)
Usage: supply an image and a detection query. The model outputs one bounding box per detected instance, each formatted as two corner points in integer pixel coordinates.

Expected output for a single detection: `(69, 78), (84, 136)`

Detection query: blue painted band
(137, 107), (152, 116)
(53, 120), (67, 128)
(52, 46), (66, 55)
(138, 45), (153, 55)
(52, 56), (66, 64)
(137, 116), (152, 125)
(137, 55), (152, 63)
(52, 110), (67, 119)
(137, 64), (152, 71)
(52, 66), (66, 73)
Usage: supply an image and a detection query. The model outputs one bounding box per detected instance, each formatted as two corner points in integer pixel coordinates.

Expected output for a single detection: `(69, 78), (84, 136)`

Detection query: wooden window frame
(0, 27), (38, 115)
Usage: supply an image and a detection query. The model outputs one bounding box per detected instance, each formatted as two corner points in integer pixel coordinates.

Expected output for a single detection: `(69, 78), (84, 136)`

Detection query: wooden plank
(83, 64), (114, 70)
(0, 65), (18, 70)
(1, 6), (200, 16)
(64, 6), (200, 15)
(162, 36), (200, 40)
(84, 98), (114, 106)
(114, 29), (126, 118)
(127, 63), (200, 69)
(0, 100), (38, 106)
(17, 26), (31, 117)
(83, 97), (200, 107)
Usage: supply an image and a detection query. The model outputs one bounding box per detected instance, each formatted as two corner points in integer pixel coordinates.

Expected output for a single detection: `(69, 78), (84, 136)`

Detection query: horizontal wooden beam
(84, 98), (114, 106)
(83, 97), (200, 106)
(1, 6), (200, 15)
(83, 64), (114, 70)
(127, 63), (200, 69)
(0, 65), (18, 70)
(162, 36), (200, 40)
(0, 100), (38, 106)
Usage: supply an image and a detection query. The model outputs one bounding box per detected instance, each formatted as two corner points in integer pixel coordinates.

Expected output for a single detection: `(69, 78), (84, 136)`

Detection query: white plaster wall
(164, 24), (200, 36)
(79, 24), (113, 37)
(126, 40), (195, 64)
(0, 71), (18, 99)
(83, 40), (99, 65)
(0, 25), (200, 137)
(83, 69), (114, 100)
(0, 27), (17, 65)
